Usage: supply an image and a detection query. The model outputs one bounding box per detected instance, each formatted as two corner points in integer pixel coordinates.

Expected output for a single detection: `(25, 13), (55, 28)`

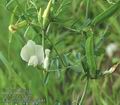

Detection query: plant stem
(85, 0), (90, 19)
(78, 78), (89, 105)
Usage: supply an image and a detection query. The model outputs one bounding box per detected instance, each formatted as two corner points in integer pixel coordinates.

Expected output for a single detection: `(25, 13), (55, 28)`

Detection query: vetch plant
(3, 0), (120, 104)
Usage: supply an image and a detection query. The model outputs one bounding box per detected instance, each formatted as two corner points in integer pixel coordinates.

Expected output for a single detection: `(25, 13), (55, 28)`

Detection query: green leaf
(85, 35), (97, 74)
(92, 0), (120, 25)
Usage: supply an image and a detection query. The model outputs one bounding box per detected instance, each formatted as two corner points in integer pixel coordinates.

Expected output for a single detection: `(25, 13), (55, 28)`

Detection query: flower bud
(43, 49), (50, 70)
(8, 20), (27, 33)
(42, 0), (52, 28)
(45, 49), (50, 57)
(8, 25), (17, 33)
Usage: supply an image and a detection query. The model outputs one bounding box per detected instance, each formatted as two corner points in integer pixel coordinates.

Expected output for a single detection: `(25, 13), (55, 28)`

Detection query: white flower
(20, 40), (50, 69)
(106, 43), (118, 58)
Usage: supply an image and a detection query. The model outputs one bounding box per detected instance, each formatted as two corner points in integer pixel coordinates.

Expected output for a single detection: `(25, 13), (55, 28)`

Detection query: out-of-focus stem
(78, 78), (89, 105)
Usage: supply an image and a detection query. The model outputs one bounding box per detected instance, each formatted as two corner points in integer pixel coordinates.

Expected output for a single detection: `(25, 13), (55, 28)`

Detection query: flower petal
(45, 49), (50, 57)
(35, 45), (44, 64)
(20, 40), (36, 62)
(28, 55), (38, 67)
(43, 49), (50, 70)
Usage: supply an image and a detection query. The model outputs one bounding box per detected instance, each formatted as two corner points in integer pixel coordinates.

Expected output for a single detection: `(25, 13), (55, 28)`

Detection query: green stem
(85, 0), (90, 19)
(78, 78), (89, 105)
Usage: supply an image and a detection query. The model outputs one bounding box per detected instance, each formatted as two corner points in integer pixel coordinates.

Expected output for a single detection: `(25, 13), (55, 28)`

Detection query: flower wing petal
(35, 45), (44, 64)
